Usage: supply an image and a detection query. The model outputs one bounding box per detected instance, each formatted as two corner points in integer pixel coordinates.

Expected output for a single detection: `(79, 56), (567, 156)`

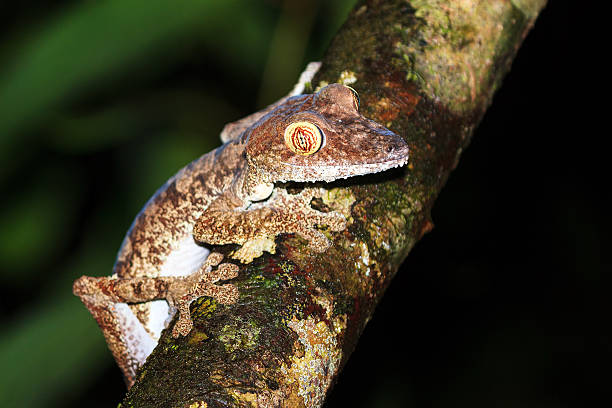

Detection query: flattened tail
(73, 275), (157, 388)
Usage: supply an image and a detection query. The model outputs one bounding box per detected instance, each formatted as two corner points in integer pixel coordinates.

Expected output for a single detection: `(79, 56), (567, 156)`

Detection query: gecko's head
(243, 83), (409, 184)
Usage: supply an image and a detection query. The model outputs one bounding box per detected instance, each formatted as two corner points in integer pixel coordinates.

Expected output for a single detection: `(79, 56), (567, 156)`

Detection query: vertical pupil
(284, 122), (322, 155)
(293, 127), (313, 152)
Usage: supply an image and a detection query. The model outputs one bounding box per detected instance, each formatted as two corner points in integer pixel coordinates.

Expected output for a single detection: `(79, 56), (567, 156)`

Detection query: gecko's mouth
(319, 155), (409, 182)
(340, 155), (409, 177)
(274, 152), (409, 183)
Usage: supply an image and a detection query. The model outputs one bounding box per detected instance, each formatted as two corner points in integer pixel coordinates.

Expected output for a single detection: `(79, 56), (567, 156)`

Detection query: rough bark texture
(121, 0), (547, 406)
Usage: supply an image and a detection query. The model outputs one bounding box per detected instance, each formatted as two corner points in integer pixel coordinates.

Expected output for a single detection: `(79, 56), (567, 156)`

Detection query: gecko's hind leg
(73, 276), (158, 387)
(73, 253), (239, 386)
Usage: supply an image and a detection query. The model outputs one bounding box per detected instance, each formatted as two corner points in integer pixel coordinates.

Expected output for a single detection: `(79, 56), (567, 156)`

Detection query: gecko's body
(109, 142), (243, 373)
(74, 69), (409, 387)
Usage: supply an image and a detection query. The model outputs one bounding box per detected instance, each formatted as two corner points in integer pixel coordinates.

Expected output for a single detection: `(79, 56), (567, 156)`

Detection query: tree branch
(121, 0), (547, 406)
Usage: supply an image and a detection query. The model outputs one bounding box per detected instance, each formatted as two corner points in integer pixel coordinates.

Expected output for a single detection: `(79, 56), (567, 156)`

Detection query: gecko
(73, 63), (410, 388)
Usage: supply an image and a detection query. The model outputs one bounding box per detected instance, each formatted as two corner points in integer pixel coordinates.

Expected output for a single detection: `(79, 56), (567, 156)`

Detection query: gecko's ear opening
(283, 121), (325, 156)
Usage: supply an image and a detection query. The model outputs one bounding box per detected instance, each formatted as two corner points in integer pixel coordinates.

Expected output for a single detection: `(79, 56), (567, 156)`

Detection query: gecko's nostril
(386, 145), (394, 153)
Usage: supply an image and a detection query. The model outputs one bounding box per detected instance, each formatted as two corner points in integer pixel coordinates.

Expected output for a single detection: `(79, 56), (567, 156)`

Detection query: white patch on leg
(144, 300), (172, 342)
(159, 236), (210, 278)
(115, 303), (156, 367)
(143, 236), (210, 340)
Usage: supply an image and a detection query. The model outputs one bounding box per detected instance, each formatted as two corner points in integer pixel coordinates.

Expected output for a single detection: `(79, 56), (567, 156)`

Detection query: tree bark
(121, 0), (547, 406)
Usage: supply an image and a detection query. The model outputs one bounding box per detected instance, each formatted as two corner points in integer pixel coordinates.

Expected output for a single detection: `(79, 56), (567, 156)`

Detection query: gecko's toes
(172, 315), (193, 338)
(313, 212), (346, 232)
(302, 230), (332, 252)
(216, 284), (240, 305)
(217, 263), (240, 280)
(327, 215), (347, 231)
(231, 237), (276, 264)
(72, 275), (94, 296)
(206, 252), (224, 267)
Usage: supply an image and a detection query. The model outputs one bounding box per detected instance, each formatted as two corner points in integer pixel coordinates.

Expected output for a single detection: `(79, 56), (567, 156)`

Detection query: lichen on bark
(121, 0), (546, 406)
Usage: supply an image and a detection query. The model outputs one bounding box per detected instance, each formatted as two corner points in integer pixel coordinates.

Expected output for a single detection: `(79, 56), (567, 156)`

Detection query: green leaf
(0, 0), (271, 161)
(0, 166), (81, 280)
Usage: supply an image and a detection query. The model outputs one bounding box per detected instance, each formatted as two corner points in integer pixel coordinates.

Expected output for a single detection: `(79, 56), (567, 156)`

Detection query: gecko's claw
(300, 229), (331, 252)
(203, 262), (239, 282)
(212, 279), (240, 305)
(205, 252), (224, 267)
(172, 307), (193, 337)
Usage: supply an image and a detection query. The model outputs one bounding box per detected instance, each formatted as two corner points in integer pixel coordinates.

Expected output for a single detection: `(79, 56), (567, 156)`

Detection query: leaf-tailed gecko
(73, 63), (409, 387)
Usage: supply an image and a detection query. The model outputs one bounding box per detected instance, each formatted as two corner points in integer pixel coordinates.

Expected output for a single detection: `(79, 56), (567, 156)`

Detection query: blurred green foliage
(0, 1), (354, 406)
(0, 2), (576, 407)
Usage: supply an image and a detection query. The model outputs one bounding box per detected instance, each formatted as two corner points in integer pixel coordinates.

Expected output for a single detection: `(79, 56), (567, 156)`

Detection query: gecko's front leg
(194, 187), (347, 263)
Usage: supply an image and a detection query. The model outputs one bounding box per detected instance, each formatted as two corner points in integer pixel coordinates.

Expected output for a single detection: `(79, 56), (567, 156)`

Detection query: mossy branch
(121, 0), (546, 406)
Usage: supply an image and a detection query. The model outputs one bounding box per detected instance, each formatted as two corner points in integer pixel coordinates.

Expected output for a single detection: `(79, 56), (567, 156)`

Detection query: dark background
(0, 1), (586, 407)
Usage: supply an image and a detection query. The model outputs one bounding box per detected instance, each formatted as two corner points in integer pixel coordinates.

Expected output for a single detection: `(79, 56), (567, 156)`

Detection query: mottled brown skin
(73, 83), (409, 388)
(243, 84), (409, 184)
(73, 143), (246, 386)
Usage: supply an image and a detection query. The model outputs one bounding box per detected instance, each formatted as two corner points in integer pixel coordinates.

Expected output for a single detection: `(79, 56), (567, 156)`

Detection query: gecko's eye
(284, 121), (324, 156)
(346, 86), (360, 110)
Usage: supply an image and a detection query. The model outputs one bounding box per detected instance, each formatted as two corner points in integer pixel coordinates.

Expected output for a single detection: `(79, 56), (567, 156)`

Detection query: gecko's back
(114, 141), (244, 281)
(110, 141), (245, 356)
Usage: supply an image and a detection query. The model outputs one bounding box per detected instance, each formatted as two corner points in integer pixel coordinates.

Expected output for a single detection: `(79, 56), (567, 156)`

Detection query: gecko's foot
(257, 187), (347, 254)
(168, 253), (240, 338)
(231, 236), (276, 264)
(290, 207), (346, 252)
(282, 188), (347, 252)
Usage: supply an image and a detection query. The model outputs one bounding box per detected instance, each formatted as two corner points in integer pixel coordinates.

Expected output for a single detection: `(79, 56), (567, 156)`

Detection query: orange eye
(284, 121), (323, 156)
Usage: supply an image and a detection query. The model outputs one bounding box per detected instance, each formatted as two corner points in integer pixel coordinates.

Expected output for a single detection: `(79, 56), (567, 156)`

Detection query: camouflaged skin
(73, 83), (409, 388)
